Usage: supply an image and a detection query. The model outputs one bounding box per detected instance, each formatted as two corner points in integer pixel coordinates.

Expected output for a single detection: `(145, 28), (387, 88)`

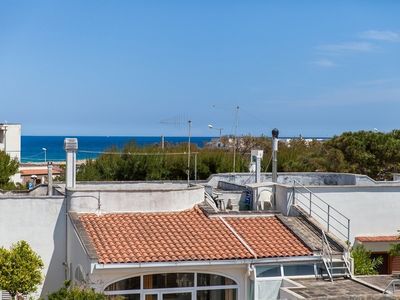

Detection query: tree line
(1, 129), (400, 189)
(75, 130), (400, 182)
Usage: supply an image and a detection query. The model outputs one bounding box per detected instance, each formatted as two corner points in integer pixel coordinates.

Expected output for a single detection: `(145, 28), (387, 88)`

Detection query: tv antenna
(160, 114), (193, 186)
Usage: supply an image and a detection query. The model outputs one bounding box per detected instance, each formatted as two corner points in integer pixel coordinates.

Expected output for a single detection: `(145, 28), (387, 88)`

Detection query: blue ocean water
(21, 136), (213, 163)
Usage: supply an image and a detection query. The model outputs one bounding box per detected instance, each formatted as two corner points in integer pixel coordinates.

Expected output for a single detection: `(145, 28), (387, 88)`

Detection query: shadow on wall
(40, 199), (67, 298)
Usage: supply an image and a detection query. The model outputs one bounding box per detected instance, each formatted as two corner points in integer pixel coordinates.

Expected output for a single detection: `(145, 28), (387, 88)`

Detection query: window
(105, 276), (141, 291)
(144, 273), (194, 289)
(283, 264), (315, 277)
(104, 273), (238, 300)
(197, 273), (236, 286)
(162, 292), (191, 300)
(255, 263), (317, 279)
(108, 295), (140, 300)
(197, 289), (237, 300)
(256, 265), (281, 278)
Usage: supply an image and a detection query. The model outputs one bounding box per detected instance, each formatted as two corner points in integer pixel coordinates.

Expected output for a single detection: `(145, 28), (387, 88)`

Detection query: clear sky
(1, 1), (400, 137)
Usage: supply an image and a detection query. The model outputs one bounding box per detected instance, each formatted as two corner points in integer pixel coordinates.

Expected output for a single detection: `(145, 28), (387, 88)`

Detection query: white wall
(67, 183), (205, 213)
(67, 217), (93, 284)
(0, 124), (21, 162)
(299, 186), (400, 244)
(0, 196), (66, 298)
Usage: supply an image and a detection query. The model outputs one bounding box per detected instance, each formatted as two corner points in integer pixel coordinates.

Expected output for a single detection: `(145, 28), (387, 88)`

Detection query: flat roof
(71, 182), (200, 191)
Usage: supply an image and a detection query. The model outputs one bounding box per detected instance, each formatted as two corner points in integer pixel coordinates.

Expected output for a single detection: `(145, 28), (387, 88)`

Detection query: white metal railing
(384, 279), (400, 294)
(322, 230), (333, 282)
(204, 191), (225, 211)
(292, 180), (350, 244)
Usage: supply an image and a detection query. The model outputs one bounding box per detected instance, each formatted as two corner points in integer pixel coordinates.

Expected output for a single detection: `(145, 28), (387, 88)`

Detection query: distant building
(19, 163), (63, 185)
(0, 123), (21, 162)
(0, 123), (22, 183)
(1, 138), (400, 299)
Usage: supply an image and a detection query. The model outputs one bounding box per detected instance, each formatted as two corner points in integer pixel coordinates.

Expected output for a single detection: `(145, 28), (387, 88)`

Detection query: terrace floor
(286, 278), (397, 299)
(356, 275), (400, 295)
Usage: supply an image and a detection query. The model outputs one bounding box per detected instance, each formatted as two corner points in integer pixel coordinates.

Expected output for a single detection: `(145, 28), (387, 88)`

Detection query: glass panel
(107, 295), (140, 300)
(256, 265), (281, 277)
(145, 295), (158, 300)
(105, 277), (141, 291)
(283, 264), (315, 276)
(255, 280), (281, 300)
(144, 273), (194, 289)
(197, 273), (236, 286)
(162, 292), (191, 300)
(197, 289), (237, 300)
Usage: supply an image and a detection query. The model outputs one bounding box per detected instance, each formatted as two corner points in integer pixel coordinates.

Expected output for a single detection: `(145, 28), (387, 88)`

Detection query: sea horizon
(20, 135), (331, 163)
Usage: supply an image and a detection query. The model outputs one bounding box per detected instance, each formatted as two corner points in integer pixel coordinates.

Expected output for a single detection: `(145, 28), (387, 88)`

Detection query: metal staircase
(384, 279), (400, 294)
(321, 230), (352, 281)
(289, 180), (353, 281)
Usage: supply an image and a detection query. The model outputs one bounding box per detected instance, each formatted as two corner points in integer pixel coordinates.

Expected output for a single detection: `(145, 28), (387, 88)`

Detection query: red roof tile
(356, 236), (400, 243)
(20, 167), (62, 176)
(78, 208), (312, 264)
(226, 217), (312, 258)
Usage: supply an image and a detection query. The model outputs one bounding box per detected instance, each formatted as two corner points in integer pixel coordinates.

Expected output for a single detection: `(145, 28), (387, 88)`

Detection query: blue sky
(1, 1), (400, 137)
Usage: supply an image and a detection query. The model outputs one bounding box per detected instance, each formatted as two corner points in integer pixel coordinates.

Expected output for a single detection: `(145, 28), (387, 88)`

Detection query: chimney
(64, 138), (78, 189)
(271, 128), (279, 183)
(271, 128), (279, 208)
(47, 162), (53, 196)
(251, 150), (263, 183)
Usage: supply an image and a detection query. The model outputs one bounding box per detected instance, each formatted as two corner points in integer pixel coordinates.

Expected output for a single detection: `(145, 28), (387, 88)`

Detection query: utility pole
(194, 153), (197, 182)
(161, 135), (165, 150)
(233, 106), (239, 173)
(187, 120), (192, 186)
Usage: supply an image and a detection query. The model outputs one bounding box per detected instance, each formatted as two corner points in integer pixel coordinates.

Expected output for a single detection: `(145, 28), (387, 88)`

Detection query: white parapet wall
(0, 195), (66, 298)
(306, 185), (400, 243)
(67, 182), (205, 213)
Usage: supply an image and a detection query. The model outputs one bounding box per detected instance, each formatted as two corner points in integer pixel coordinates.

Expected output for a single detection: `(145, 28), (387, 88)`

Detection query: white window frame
(254, 263), (318, 281)
(103, 272), (239, 300)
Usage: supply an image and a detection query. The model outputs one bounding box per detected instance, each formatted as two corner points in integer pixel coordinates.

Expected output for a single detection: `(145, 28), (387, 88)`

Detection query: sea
(21, 136), (213, 163)
(21, 135), (330, 163)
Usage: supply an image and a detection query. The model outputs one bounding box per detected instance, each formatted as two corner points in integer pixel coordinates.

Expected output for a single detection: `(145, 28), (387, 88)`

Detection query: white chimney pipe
(251, 150), (263, 184)
(64, 138), (78, 189)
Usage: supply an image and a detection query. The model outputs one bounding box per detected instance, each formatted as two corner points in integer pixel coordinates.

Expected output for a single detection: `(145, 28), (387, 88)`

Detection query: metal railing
(384, 279), (400, 294)
(204, 191), (225, 211)
(292, 180), (350, 244)
(322, 230), (333, 282)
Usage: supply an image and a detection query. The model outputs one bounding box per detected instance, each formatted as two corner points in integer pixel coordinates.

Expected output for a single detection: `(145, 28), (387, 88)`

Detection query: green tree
(0, 151), (19, 189)
(0, 241), (44, 299)
(351, 244), (383, 275)
(47, 281), (113, 300)
(389, 243), (400, 257)
(327, 130), (400, 180)
(388, 231), (400, 257)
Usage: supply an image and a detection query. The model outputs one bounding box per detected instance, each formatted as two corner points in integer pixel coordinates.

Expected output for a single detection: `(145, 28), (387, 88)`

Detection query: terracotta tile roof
(226, 217), (312, 257)
(20, 167), (62, 176)
(77, 208), (312, 264)
(356, 236), (400, 243)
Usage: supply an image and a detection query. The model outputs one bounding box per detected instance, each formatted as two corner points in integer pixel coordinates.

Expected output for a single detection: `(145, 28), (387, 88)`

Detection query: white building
(0, 123), (21, 162)
(1, 139), (400, 299)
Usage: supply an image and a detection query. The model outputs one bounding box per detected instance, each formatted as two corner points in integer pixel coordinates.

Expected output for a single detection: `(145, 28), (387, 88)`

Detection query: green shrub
(351, 244), (383, 275)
